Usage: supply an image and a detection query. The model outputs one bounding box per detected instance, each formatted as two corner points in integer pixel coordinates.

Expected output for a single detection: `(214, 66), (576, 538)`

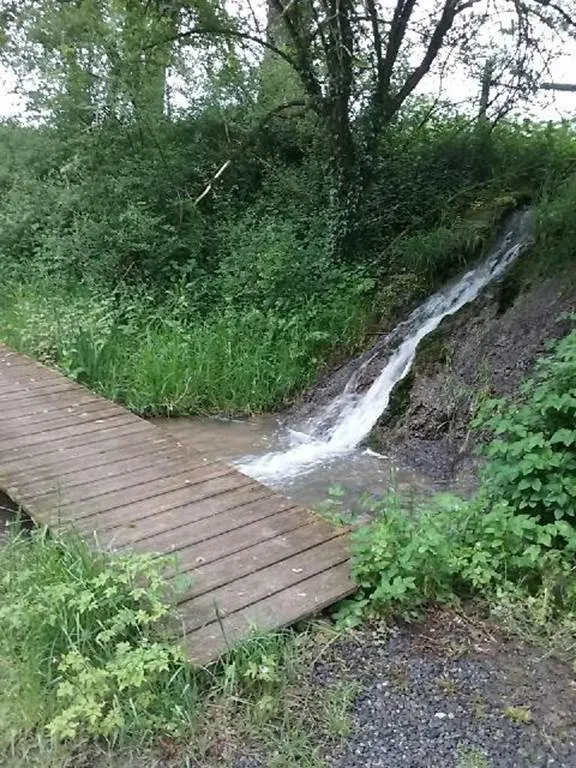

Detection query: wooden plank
(180, 535), (349, 633)
(0, 380), (79, 401)
(0, 421), (153, 464)
(183, 563), (354, 664)
(0, 393), (106, 421)
(50, 466), (246, 522)
(3, 393), (124, 420)
(0, 436), (175, 481)
(9, 449), (210, 499)
(0, 413), (141, 452)
(2, 404), (126, 437)
(0, 422), (158, 470)
(78, 474), (258, 533)
(30, 456), (217, 506)
(115, 492), (293, 550)
(0, 357), (49, 373)
(0, 343), (354, 664)
(178, 519), (346, 601)
(0, 368), (69, 386)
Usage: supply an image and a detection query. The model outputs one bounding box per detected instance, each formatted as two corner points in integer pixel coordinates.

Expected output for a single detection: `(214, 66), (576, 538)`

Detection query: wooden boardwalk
(0, 345), (353, 663)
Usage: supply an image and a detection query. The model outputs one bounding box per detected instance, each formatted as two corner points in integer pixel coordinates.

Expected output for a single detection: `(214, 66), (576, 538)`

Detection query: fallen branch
(193, 99), (307, 207)
(194, 160), (232, 205)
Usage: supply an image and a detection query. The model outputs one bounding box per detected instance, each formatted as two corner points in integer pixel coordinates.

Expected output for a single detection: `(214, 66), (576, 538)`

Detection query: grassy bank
(0, 281), (369, 415)
(2, 117), (575, 417)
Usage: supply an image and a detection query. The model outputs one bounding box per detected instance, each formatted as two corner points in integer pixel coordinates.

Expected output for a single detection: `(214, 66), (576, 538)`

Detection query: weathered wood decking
(0, 345), (353, 663)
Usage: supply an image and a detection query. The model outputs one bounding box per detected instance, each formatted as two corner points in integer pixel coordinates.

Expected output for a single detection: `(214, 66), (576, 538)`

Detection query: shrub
(476, 330), (576, 524)
(0, 526), (195, 744)
(337, 490), (576, 629)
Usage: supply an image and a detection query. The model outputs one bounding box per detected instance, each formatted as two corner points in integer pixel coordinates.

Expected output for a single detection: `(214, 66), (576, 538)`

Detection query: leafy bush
(477, 330), (576, 523)
(0, 527), (195, 744)
(533, 176), (576, 271)
(337, 490), (576, 631)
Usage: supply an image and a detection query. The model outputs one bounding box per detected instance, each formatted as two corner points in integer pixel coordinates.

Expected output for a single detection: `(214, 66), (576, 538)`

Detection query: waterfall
(239, 209), (533, 484)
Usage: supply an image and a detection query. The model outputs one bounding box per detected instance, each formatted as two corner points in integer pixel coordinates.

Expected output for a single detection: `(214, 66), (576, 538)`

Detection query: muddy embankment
(372, 260), (575, 483)
(298, 248), (576, 487)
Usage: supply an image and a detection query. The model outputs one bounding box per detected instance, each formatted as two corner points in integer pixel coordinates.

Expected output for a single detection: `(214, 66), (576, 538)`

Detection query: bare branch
(391, 0), (482, 114)
(365, 0), (384, 86)
(173, 27), (297, 70)
(530, 0), (576, 29)
(193, 99), (308, 207)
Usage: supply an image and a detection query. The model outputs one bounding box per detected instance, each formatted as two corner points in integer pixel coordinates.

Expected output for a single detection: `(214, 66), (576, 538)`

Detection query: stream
(155, 209), (533, 510)
(153, 414), (439, 510)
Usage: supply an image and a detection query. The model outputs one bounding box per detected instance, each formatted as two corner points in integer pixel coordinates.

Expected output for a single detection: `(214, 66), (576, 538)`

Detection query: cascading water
(239, 209), (533, 485)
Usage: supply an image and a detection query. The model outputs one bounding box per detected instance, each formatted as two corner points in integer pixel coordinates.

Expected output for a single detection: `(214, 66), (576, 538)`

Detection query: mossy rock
(366, 372), (414, 449)
(412, 330), (451, 374)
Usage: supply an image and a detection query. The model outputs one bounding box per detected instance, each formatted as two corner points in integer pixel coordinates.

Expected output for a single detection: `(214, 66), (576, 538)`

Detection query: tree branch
(173, 27), (297, 70)
(380, 0), (418, 97)
(193, 99), (308, 207)
(391, 0), (481, 115)
(269, 0), (324, 101)
(530, 0), (576, 29)
(365, 0), (384, 87)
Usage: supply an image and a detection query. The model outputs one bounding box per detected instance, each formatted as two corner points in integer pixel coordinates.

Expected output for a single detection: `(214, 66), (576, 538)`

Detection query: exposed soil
(372, 270), (576, 482)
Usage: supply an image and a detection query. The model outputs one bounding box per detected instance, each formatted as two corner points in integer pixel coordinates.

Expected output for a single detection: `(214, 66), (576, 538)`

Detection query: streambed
(153, 414), (444, 511)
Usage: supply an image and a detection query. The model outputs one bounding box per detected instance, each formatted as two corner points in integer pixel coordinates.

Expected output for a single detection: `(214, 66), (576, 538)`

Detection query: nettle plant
(476, 328), (576, 523)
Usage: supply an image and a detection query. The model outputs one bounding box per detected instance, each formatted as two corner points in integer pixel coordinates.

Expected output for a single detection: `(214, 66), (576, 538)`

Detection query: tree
(0, 0), (182, 124)
(2, 0), (575, 254)
(173, 0), (575, 254)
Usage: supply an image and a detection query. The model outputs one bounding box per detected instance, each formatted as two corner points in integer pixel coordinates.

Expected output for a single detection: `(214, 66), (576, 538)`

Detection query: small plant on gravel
(502, 706), (533, 724)
(456, 746), (491, 768)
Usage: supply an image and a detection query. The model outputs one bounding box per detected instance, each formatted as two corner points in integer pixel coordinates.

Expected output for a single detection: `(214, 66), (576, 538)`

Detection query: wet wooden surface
(0, 344), (353, 663)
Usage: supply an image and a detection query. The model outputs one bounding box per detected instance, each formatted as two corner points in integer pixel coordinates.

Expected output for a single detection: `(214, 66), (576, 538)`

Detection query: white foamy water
(239, 210), (532, 484)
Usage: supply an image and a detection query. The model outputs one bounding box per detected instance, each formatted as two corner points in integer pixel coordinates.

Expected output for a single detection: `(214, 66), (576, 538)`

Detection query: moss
(366, 372), (414, 451)
(412, 330), (451, 374)
(495, 268), (523, 316)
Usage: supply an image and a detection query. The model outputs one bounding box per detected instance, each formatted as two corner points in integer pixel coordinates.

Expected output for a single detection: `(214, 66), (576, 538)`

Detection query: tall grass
(0, 281), (368, 415)
(0, 525), (196, 747)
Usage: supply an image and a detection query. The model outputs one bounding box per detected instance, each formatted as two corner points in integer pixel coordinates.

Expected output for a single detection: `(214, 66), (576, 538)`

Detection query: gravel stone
(314, 617), (576, 768)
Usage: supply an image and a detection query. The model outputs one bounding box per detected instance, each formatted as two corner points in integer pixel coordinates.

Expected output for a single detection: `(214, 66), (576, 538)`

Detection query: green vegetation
(337, 330), (576, 654)
(478, 331), (576, 524)
(1, 119), (575, 414)
(1, 524), (353, 766)
(1, 0), (576, 763)
(0, 0), (575, 418)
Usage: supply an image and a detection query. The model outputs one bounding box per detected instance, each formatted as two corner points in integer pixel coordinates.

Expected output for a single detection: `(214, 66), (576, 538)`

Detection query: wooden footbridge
(0, 345), (353, 663)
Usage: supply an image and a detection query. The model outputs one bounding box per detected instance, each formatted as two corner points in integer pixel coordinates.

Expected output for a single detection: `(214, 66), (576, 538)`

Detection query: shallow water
(153, 415), (443, 510)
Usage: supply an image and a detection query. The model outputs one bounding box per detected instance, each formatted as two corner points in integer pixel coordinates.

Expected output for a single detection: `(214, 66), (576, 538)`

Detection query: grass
(0, 522), (356, 767)
(0, 280), (369, 416)
(456, 746), (491, 768)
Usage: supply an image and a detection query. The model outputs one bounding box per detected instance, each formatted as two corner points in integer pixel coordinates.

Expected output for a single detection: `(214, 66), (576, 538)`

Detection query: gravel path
(315, 613), (576, 768)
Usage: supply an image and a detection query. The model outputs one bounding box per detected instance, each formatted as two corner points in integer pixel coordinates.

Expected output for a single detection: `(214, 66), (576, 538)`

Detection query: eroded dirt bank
(368, 266), (575, 482)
